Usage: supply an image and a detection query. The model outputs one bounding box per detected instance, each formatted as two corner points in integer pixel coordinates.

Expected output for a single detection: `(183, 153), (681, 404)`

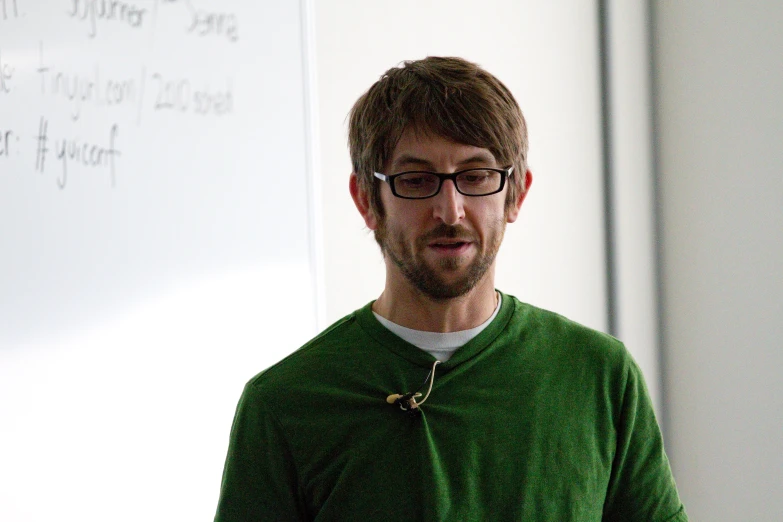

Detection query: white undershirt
(373, 294), (502, 362)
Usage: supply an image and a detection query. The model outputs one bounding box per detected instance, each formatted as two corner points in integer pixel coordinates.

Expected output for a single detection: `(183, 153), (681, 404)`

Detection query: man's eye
(399, 174), (437, 188)
(460, 171), (493, 185)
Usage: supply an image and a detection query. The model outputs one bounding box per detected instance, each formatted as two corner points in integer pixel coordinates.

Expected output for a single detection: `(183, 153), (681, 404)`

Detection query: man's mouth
(428, 239), (473, 254)
(421, 225), (476, 255)
(430, 241), (469, 249)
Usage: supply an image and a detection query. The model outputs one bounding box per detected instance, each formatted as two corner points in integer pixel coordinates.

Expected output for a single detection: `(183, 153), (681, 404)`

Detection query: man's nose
(432, 179), (465, 225)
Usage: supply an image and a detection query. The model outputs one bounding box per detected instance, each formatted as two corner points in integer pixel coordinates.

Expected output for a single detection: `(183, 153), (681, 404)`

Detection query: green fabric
(215, 293), (687, 521)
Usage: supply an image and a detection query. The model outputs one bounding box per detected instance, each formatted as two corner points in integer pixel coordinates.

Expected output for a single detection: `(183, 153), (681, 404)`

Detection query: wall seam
(598, 0), (618, 337)
(646, 0), (671, 444)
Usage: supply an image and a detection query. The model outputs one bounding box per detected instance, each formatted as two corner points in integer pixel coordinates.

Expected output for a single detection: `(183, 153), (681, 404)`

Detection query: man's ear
(350, 173), (379, 230)
(506, 170), (533, 223)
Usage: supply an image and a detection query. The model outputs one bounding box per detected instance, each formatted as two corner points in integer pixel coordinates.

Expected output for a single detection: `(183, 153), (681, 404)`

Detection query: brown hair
(348, 56), (528, 219)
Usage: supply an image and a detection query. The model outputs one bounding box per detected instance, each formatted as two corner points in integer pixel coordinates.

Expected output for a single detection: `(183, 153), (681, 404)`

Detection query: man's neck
(372, 274), (499, 333)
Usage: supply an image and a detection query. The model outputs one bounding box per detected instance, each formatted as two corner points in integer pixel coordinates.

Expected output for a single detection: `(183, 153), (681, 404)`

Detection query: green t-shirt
(215, 293), (687, 521)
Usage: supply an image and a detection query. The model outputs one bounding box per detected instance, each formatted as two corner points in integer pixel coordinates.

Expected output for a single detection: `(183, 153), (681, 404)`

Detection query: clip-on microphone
(386, 361), (441, 417)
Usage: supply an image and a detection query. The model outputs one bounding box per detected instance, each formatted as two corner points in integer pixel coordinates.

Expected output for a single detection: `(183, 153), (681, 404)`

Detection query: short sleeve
(602, 359), (688, 521)
(214, 382), (308, 522)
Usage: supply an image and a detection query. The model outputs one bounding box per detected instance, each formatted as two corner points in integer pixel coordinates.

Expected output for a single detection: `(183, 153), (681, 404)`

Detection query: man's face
(369, 128), (524, 300)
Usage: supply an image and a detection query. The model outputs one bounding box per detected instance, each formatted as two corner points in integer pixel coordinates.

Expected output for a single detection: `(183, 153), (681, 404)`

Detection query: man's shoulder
(502, 293), (632, 368)
(245, 304), (372, 396)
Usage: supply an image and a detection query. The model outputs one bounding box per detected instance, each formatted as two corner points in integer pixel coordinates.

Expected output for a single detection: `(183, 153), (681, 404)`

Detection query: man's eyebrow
(457, 153), (497, 166)
(393, 154), (432, 169)
(392, 152), (497, 171)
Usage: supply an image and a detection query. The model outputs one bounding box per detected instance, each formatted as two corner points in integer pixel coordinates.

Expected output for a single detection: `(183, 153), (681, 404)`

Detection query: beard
(376, 219), (506, 300)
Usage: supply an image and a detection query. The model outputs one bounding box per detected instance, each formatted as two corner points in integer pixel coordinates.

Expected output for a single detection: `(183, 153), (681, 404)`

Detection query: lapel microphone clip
(386, 361), (441, 418)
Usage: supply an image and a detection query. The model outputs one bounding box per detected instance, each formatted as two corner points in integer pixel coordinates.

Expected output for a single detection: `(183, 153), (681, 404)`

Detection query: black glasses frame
(373, 166), (514, 200)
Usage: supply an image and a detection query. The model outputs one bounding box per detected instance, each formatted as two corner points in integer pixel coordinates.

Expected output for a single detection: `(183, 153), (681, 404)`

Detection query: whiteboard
(0, 1), (319, 520)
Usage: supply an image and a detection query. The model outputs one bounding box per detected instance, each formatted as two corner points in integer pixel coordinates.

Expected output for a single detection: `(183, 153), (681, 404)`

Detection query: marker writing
(55, 123), (121, 189)
(0, 47), (13, 94)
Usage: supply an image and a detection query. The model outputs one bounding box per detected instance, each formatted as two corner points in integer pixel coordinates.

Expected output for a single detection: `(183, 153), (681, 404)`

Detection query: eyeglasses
(373, 166), (514, 199)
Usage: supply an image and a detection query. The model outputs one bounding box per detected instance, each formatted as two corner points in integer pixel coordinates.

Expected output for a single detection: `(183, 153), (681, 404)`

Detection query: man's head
(348, 57), (532, 301)
(348, 56), (529, 225)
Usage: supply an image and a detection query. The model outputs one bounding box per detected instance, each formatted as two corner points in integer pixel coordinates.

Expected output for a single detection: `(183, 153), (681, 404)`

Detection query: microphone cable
(386, 360), (441, 416)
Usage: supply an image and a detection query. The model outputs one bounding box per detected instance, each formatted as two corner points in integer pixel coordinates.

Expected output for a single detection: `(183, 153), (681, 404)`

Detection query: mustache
(419, 224), (476, 243)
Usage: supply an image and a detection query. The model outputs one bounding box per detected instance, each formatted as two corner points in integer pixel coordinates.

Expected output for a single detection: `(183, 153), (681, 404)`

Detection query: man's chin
(387, 245), (490, 300)
(409, 266), (486, 300)
(423, 250), (476, 272)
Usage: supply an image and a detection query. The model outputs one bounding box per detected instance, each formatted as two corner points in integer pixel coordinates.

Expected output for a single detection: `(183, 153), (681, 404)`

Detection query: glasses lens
(456, 169), (502, 195)
(394, 172), (440, 198)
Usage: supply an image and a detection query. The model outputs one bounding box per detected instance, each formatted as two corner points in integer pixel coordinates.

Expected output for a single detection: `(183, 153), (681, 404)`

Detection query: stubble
(378, 220), (506, 300)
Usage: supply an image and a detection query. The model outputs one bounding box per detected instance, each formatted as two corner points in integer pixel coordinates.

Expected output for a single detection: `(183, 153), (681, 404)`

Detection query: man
(214, 57), (687, 521)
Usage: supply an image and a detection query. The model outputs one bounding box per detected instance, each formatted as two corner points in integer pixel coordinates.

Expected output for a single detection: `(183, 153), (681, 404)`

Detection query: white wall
(314, 0), (609, 335)
(653, 3), (783, 520)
